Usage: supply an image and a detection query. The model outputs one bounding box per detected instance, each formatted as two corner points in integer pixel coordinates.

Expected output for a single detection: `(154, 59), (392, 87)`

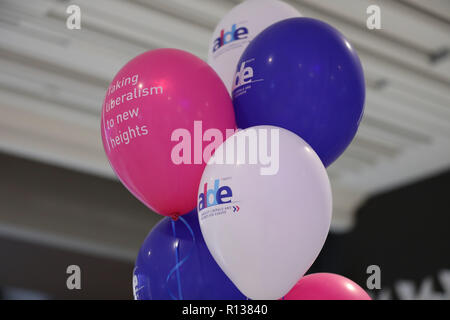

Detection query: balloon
(101, 49), (236, 217)
(133, 210), (246, 300)
(283, 273), (372, 300)
(232, 18), (365, 167)
(208, 0), (301, 93)
(197, 126), (332, 300)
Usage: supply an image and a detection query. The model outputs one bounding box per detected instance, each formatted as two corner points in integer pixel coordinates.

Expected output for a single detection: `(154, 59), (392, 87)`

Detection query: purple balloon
(133, 210), (246, 300)
(232, 18), (365, 167)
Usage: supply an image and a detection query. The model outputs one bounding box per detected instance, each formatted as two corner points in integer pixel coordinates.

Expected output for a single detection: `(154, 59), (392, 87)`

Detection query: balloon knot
(171, 213), (180, 221)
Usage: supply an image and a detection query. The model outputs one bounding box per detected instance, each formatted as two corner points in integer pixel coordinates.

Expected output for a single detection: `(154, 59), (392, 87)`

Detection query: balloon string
(179, 215), (196, 246)
(172, 219), (183, 300)
(166, 216), (196, 300)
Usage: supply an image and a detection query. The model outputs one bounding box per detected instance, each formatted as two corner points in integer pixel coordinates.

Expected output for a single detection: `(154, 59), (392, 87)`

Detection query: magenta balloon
(101, 49), (236, 217)
(284, 273), (371, 300)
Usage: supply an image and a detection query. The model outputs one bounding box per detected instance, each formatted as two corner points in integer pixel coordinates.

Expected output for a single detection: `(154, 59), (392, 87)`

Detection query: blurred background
(0, 0), (449, 299)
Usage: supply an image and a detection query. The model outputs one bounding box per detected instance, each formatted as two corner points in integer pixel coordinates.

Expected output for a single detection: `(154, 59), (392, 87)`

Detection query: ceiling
(0, 0), (449, 236)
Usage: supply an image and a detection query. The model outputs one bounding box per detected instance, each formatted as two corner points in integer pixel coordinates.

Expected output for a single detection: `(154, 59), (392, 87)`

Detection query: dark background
(310, 168), (450, 300)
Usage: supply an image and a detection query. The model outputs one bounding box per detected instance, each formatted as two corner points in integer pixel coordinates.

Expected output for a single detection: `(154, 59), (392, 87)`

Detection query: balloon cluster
(101, 0), (368, 300)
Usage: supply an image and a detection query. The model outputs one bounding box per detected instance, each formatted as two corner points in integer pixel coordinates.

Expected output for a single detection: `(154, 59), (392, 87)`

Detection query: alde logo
(198, 179), (233, 211)
(213, 24), (249, 53)
(234, 60), (254, 88)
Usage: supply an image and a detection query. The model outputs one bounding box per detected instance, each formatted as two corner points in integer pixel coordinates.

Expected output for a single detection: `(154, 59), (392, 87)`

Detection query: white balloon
(208, 0), (301, 94)
(197, 126), (332, 300)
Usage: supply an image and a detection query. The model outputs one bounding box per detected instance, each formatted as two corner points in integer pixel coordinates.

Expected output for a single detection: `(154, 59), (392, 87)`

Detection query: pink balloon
(101, 49), (236, 218)
(284, 273), (371, 300)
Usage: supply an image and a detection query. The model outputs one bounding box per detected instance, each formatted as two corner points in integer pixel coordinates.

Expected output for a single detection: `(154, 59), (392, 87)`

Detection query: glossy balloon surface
(233, 18), (365, 166)
(133, 210), (246, 300)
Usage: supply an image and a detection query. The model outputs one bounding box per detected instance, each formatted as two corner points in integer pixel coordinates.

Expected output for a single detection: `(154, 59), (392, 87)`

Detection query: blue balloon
(133, 209), (246, 300)
(232, 18), (365, 167)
